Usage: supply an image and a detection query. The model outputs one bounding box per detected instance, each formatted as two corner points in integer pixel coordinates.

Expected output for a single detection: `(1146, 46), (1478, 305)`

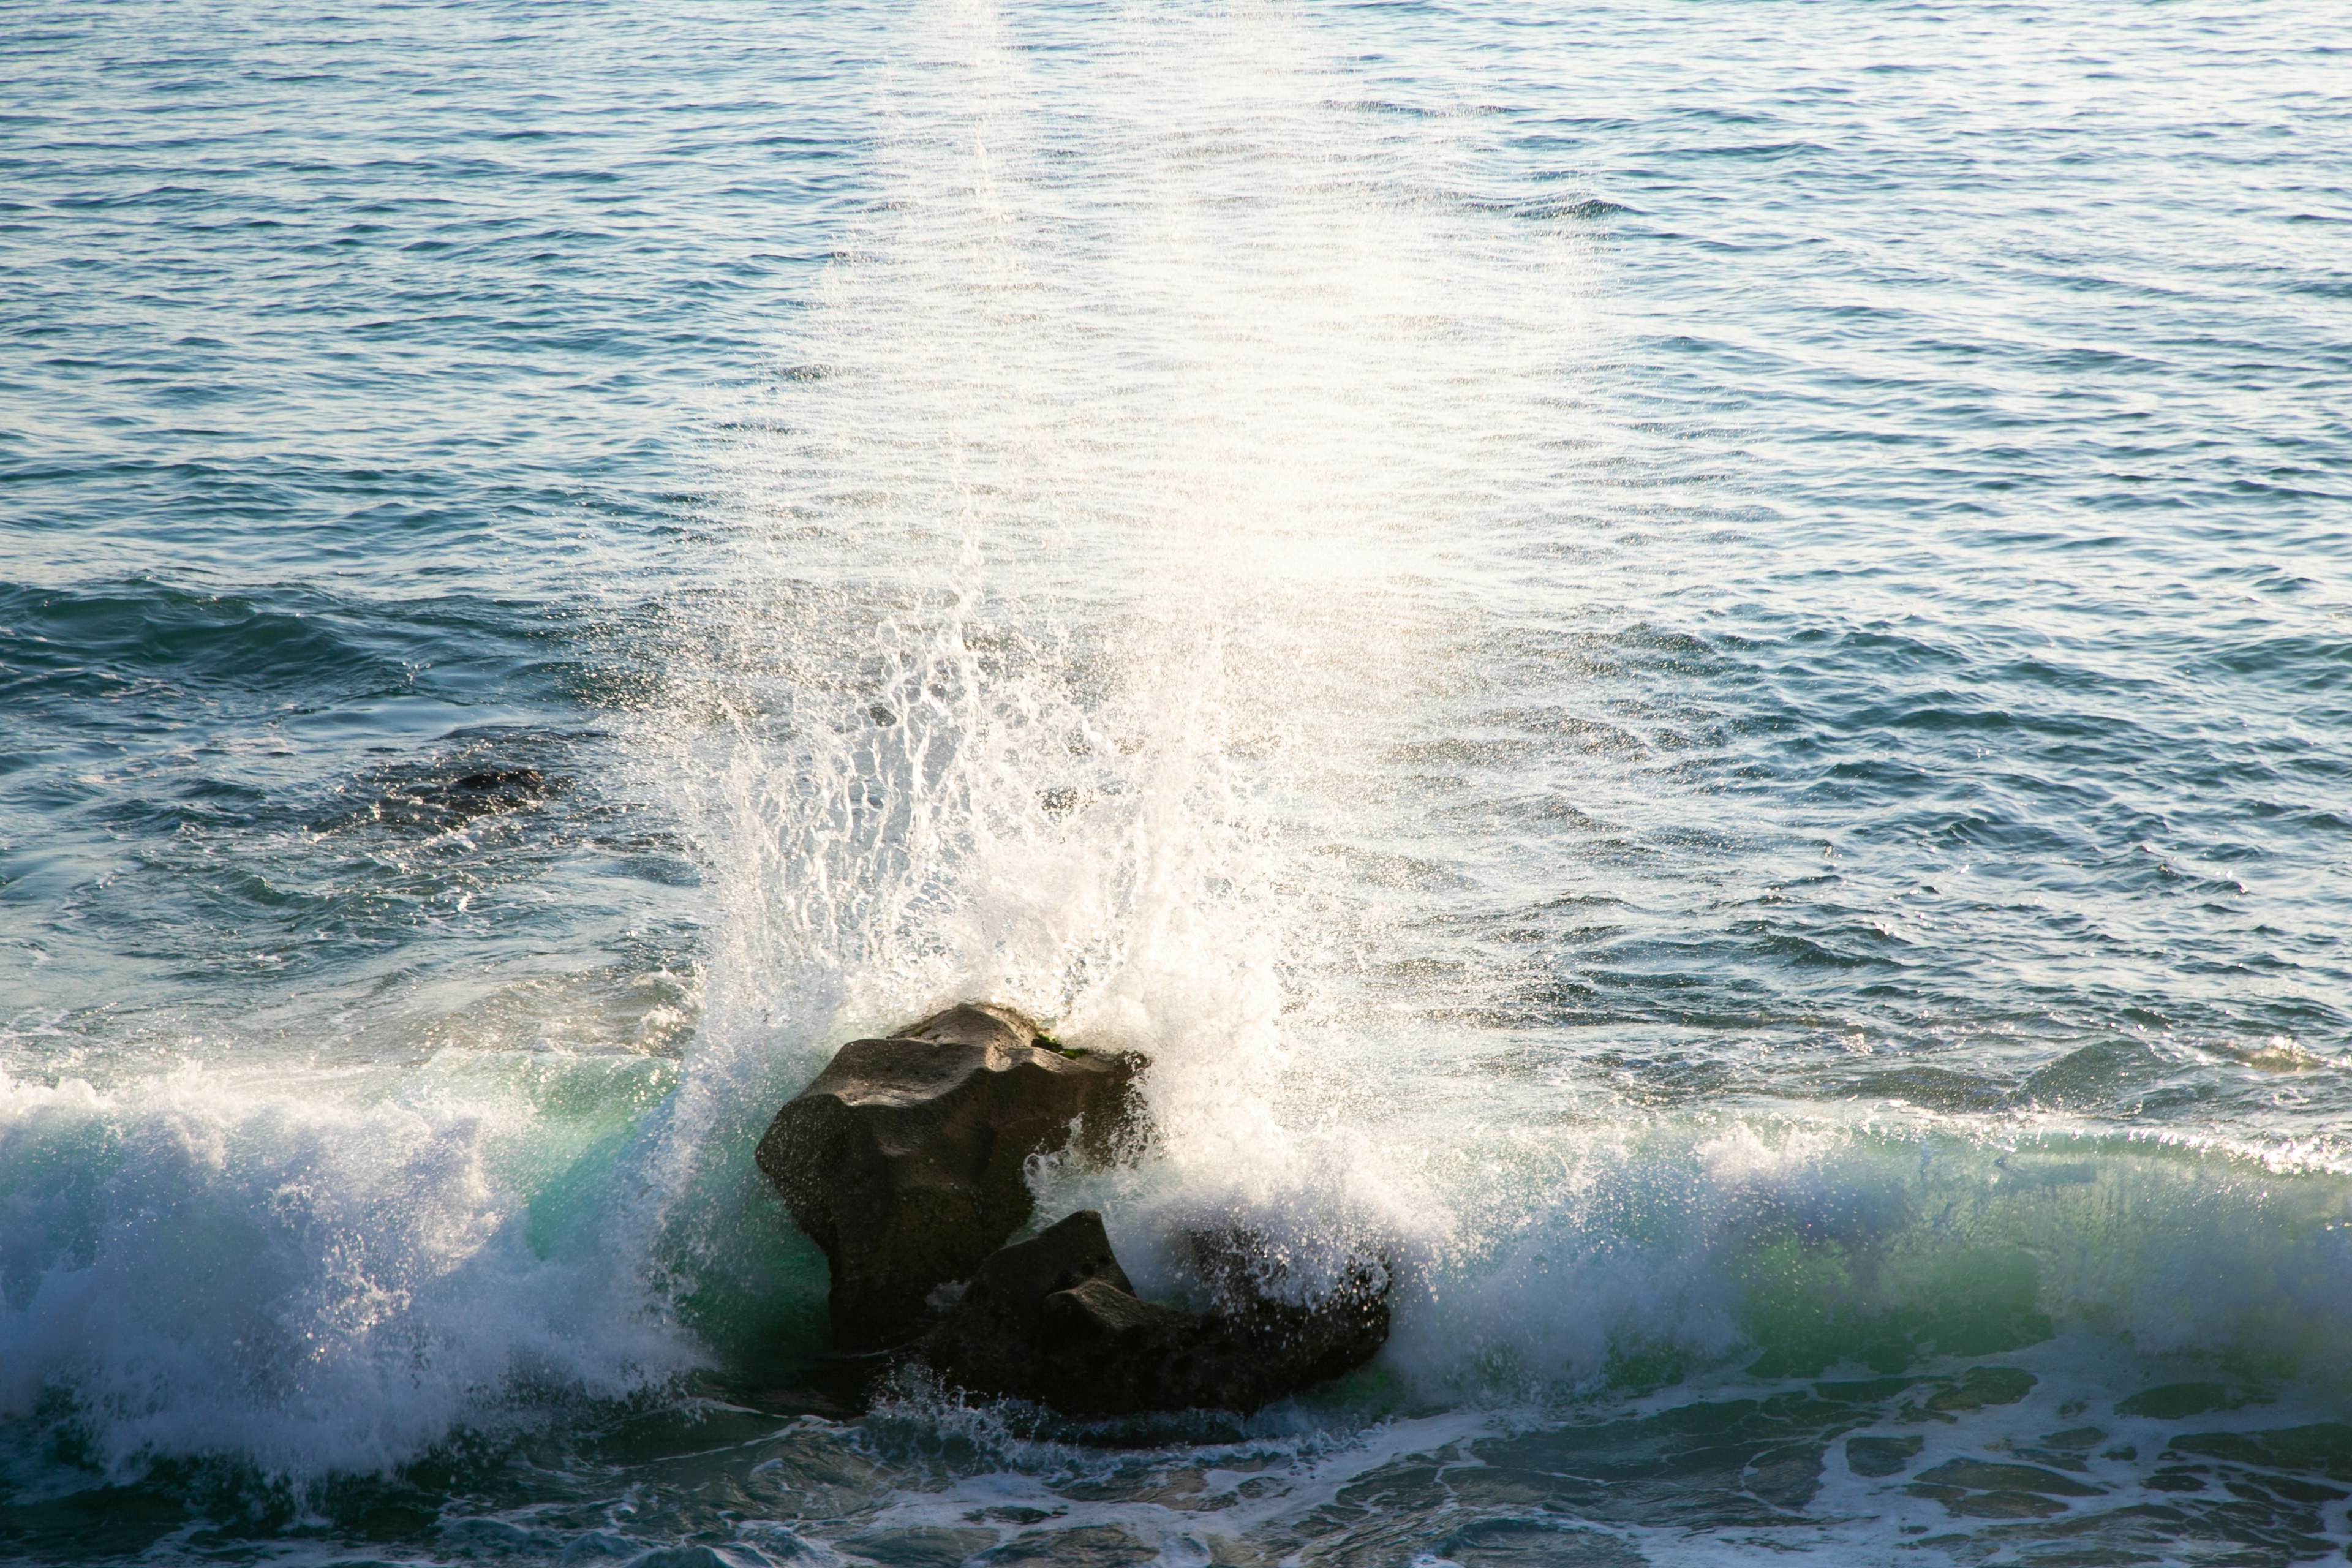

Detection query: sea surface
(4, 0), (2351, 1562)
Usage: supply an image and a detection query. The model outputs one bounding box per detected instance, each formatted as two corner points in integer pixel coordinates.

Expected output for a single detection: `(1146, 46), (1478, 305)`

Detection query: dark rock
(2168, 1423), (2352, 1480)
(350, 763), (566, 831)
(970, 1525), (1156, 1567)
(1743, 1443), (1826, 1510)
(453, 766), (549, 793)
(918, 1209), (1390, 1416)
(1845, 1434), (1923, 1477)
(2262, 1472), (2351, 1504)
(835, 1528), (997, 1568)
(1922, 1365), (2036, 1411)
(1911, 1458), (2103, 1497)
(1942, 1490), (2067, 1520)
(2114, 1381), (2231, 1419)
(1436, 1520), (1647, 1568)
(626, 1550), (777, 1568)
(755, 1003), (1143, 1349)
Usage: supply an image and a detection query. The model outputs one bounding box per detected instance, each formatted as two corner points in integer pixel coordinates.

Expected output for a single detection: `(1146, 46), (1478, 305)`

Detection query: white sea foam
(0, 1057), (689, 1479)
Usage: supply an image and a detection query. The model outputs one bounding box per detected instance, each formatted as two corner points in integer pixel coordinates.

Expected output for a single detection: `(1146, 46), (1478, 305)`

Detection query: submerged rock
(347, 763), (567, 831)
(451, 766), (551, 794)
(919, 1209), (1391, 1416)
(755, 1003), (1143, 1350)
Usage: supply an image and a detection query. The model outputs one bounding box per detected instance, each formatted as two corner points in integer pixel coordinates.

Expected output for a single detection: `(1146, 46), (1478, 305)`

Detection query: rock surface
(755, 1003), (1142, 1350)
(919, 1209), (1391, 1415)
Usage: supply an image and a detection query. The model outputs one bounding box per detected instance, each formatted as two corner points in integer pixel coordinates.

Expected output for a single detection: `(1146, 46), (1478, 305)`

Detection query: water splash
(635, 0), (1614, 1341)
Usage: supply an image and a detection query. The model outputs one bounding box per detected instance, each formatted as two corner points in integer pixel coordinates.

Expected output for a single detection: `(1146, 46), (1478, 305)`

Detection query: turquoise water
(5, 0), (2352, 1562)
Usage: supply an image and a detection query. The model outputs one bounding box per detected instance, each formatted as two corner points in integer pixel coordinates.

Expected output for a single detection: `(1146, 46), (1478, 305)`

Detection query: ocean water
(4, 0), (2351, 1562)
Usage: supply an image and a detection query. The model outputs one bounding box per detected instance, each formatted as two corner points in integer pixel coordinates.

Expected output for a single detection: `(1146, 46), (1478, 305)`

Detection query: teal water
(5, 0), (2352, 1563)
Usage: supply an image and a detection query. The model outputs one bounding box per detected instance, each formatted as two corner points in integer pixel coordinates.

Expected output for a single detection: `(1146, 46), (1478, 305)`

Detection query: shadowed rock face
(919, 1210), (1391, 1416)
(755, 1004), (1142, 1350)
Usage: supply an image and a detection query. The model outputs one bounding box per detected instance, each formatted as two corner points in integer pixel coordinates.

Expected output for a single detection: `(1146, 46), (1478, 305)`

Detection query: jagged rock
(755, 1003), (1143, 1350)
(919, 1209), (1391, 1416)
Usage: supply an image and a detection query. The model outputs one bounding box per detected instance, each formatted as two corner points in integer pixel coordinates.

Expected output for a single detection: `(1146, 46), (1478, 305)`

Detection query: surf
(4, 0), (2351, 1561)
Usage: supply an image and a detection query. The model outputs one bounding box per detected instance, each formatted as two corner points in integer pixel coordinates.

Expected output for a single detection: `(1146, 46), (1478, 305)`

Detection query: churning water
(4, 0), (2351, 1562)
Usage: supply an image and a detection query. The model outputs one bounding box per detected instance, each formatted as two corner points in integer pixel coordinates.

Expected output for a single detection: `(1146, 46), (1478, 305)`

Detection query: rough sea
(4, 0), (2351, 1562)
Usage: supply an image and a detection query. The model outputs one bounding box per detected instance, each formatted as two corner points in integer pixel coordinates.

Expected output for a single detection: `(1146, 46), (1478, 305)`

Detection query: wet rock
(755, 1003), (1142, 1349)
(2114, 1381), (2231, 1419)
(2167, 1423), (2352, 1480)
(1910, 1458), (2103, 1497)
(1845, 1435), (1923, 1477)
(837, 1527), (998, 1568)
(627, 1549), (777, 1568)
(1942, 1490), (2068, 1520)
(970, 1525), (1156, 1567)
(1923, 1365), (2036, 1412)
(918, 1210), (1390, 1416)
(1742, 1444), (1826, 1510)
(2256, 1472), (2351, 1504)
(350, 762), (568, 830)
(453, 766), (551, 794)
(1436, 1520), (1646, 1568)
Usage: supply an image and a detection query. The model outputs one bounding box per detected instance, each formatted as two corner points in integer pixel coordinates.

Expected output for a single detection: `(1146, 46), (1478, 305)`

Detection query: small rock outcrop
(918, 1209), (1392, 1415)
(755, 1003), (1142, 1350)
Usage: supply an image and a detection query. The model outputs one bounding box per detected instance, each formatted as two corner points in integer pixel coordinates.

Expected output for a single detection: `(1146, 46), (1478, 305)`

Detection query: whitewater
(4, 0), (2351, 1562)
